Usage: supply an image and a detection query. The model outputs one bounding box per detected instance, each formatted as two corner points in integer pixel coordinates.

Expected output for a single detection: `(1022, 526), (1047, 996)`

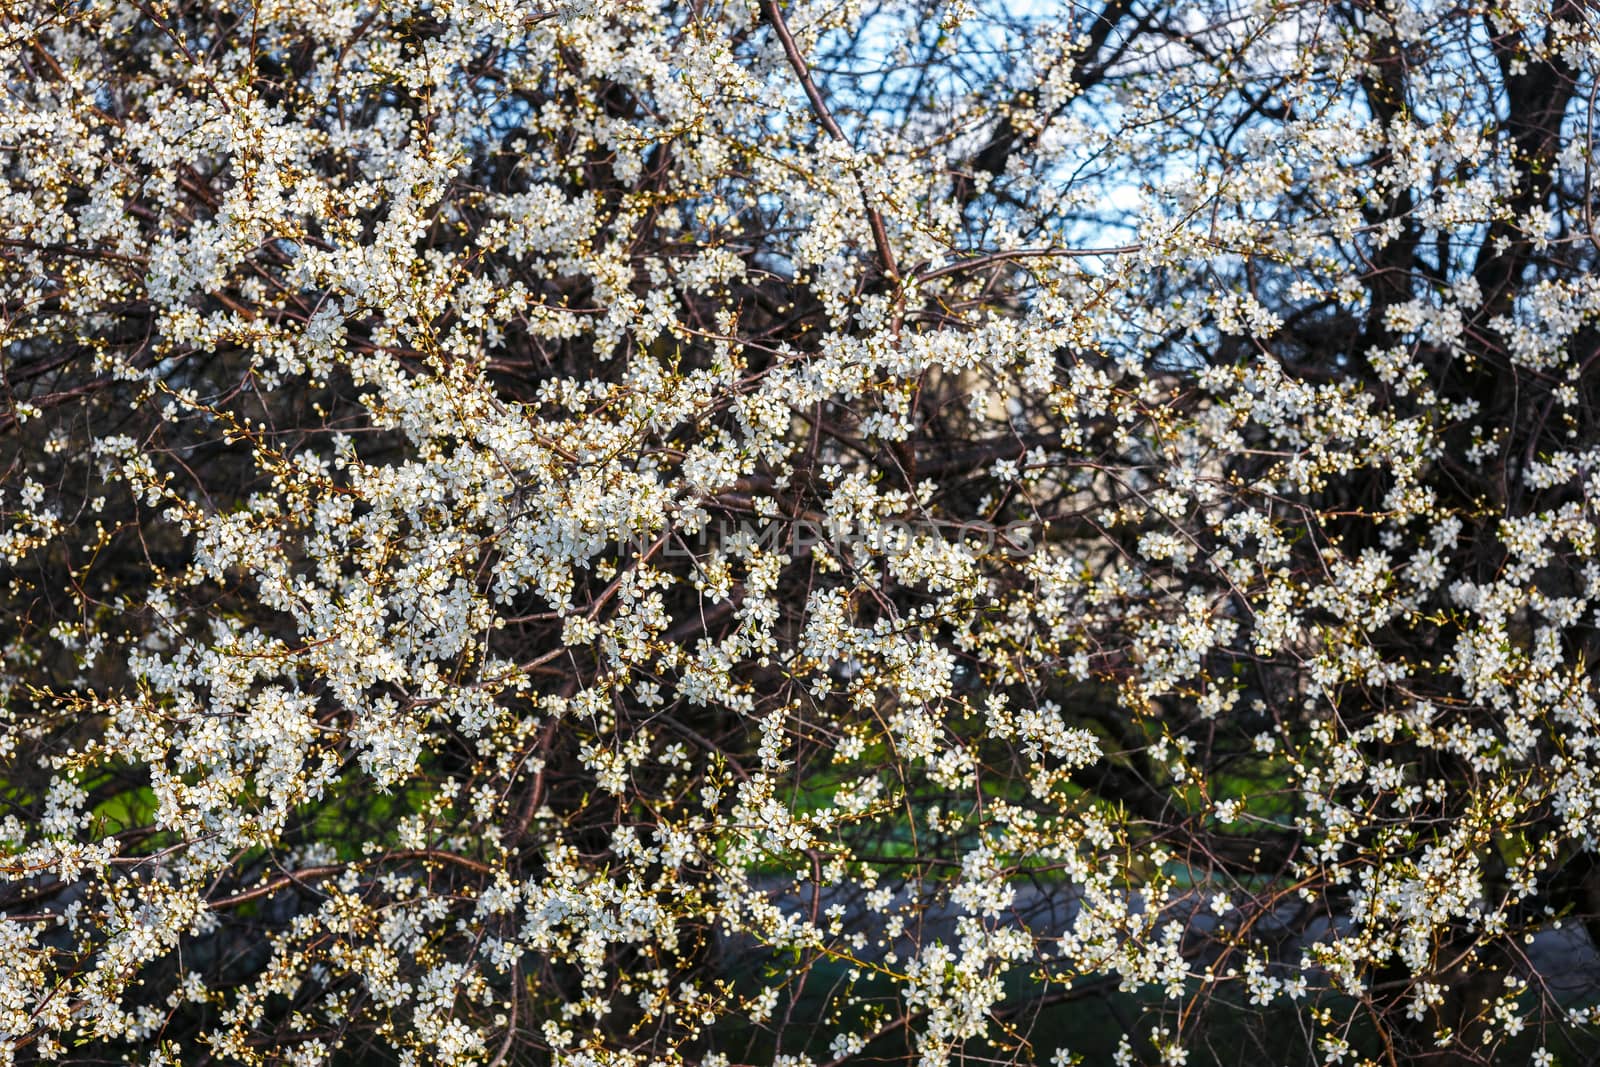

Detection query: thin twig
(916, 243), (1143, 282)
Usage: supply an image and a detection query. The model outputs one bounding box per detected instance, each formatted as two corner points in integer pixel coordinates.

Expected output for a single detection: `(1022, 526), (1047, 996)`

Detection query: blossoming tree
(3, 0), (1600, 1063)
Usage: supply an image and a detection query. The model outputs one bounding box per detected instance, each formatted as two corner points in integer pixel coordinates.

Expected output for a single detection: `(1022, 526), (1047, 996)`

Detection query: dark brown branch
(760, 0), (900, 284)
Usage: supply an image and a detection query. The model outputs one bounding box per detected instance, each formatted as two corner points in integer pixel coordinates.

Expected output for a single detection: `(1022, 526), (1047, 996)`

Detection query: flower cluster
(3, 0), (1600, 1064)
